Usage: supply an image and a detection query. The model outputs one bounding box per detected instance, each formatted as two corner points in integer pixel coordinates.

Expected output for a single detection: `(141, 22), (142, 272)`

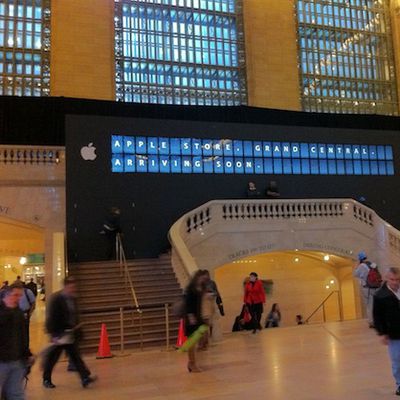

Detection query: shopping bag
(243, 309), (252, 323)
(178, 324), (208, 353)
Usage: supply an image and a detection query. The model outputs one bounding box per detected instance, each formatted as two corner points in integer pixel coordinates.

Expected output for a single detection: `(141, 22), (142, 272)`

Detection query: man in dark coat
(42, 276), (97, 389)
(25, 279), (37, 297)
(0, 283), (34, 400)
(373, 267), (400, 395)
(100, 206), (122, 260)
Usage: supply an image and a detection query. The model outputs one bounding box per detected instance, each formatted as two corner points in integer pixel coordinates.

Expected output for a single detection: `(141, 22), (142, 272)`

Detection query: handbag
(243, 308), (252, 323)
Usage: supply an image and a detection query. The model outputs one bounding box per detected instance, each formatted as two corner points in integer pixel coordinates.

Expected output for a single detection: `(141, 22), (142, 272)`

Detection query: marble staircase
(69, 255), (182, 353)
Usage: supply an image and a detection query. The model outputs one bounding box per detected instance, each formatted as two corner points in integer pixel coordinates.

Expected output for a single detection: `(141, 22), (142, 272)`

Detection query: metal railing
(116, 233), (140, 312)
(81, 302), (175, 353)
(305, 290), (344, 324)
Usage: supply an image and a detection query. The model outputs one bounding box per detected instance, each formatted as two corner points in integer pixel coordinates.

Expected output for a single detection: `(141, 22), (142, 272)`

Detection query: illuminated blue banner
(111, 135), (395, 176)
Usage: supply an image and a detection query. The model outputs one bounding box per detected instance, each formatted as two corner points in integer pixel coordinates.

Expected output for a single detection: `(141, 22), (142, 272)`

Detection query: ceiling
(0, 216), (44, 256)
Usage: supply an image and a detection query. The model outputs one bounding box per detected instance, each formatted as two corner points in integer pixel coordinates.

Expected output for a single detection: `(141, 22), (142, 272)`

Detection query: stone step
(74, 271), (176, 280)
(70, 259), (172, 269)
(80, 306), (172, 321)
(81, 319), (180, 334)
(81, 280), (179, 292)
(79, 287), (181, 299)
(70, 263), (173, 274)
(79, 293), (180, 306)
(72, 254), (181, 353)
(73, 276), (177, 288)
(81, 315), (179, 328)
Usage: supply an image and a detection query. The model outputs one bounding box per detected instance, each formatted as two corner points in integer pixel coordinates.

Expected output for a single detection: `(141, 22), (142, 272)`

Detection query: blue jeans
(388, 340), (400, 387)
(0, 360), (26, 400)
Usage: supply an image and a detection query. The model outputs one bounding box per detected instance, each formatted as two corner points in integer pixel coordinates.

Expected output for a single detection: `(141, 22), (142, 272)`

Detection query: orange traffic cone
(96, 323), (113, 359)
(176, 318), (187, 348)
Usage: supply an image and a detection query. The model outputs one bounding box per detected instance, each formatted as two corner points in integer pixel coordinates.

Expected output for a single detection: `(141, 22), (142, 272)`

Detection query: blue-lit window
(114, 0), (247, 105)
(296, 0), (398, 115)
(0, 0), (50, 96)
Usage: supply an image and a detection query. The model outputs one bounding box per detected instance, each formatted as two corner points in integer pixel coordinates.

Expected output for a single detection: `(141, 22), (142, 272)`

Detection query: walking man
(373, 267), (400, 395)
(42, 276), (97, 388)
(18, 285), (35, 345)
(25, 278), (38, 297)
(0, 283), (34, 400)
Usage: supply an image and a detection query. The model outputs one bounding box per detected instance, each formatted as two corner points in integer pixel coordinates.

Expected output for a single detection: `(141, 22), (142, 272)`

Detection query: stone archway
(213, 250), (357, 333)
(0, 215), (44, 284)
(169, 199), (397, 331)
(0, 185), (65, 294)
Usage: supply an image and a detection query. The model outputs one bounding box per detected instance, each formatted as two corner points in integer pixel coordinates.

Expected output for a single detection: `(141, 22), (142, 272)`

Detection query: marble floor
(25, 319), (396, 399)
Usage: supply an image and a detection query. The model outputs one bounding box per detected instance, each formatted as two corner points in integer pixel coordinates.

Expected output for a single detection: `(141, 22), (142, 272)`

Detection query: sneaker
(396, 386), (400, 396)
(82, 374), (98, 388)
(43, 380), (56, 389)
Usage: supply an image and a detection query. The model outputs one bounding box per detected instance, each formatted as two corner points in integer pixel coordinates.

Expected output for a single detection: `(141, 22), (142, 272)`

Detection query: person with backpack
(353, 251), (382, 328)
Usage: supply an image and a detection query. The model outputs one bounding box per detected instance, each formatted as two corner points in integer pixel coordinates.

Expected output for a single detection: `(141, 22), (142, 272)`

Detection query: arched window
(296, 0), (398, 115)
(0, 0), (50, 96)
(114, 0), (247, 105)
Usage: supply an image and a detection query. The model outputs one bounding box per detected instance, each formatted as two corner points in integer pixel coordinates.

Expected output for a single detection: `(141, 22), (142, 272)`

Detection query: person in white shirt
(353, 251), (380, 328)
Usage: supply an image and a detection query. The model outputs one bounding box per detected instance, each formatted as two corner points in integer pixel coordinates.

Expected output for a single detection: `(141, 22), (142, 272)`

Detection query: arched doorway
(0, 215), (45, 285)
(214, 251), (358, 333)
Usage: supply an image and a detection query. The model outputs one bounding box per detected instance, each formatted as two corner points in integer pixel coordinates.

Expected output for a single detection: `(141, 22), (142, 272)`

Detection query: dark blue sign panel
(111, 135), (395, 176)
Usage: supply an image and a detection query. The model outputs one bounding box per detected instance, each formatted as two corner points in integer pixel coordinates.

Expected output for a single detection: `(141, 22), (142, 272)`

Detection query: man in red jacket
(244, 272), (266, 334)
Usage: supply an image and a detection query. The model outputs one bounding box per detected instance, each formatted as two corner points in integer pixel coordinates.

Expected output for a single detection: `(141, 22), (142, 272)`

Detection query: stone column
(390, 0), (400, 114)
(50, 0), (115, 100)
(243, 0), (301, 110)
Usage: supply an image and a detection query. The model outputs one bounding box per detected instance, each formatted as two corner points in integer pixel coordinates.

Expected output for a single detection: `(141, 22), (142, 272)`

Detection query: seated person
(265, 303), (281, 328)
(232, 305), (254, 332)
(266, 180), (280, 198)
(246, 181), (261, 198)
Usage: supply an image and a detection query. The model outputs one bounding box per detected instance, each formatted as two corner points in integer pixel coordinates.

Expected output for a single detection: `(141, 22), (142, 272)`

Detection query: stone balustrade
(0, 145), (63, 164)
(169, 198), (398, 288)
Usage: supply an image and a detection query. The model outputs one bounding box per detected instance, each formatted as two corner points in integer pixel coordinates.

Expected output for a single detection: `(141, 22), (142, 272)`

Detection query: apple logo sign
(80, 143), (97, 161)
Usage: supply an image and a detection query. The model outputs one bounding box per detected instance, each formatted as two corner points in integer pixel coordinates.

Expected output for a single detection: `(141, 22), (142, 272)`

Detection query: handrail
(305, 290), (343, 324)
(81, 302), (175, 352)
(116, 233), (141, 313)
(81, 301), (172, 315)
